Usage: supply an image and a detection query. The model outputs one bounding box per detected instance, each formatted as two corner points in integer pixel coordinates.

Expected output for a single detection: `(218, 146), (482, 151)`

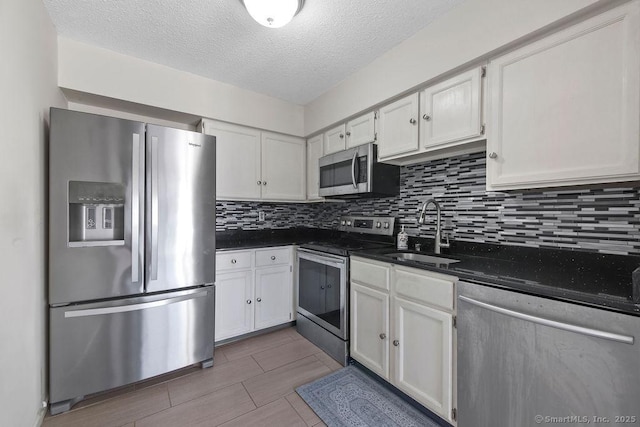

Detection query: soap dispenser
(397, 225), (408, 250)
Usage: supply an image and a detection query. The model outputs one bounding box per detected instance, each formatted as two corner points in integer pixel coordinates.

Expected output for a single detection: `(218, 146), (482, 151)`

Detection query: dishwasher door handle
(458, 295), (634, 345)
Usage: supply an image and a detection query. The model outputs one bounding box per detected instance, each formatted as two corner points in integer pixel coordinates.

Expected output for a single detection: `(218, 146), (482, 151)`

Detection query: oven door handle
(297, 249), (347, 266)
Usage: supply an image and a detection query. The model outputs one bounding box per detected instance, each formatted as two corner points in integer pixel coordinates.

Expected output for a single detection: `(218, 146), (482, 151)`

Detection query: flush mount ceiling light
(242, 0), (305, 28)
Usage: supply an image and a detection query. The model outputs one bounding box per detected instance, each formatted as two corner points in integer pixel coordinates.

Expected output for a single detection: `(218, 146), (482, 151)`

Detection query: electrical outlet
(258, 211), (265, 221)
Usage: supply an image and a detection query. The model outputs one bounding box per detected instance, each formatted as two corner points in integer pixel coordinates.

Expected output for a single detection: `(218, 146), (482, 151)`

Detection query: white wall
(68, 102), (196, 131)
(0, 0), (67, 426)
(304, 0), (604, 135)
(58, 38), (305, 137)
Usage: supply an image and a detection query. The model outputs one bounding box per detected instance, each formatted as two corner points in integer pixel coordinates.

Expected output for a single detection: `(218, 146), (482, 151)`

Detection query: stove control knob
(376, 222), (382, 228)
(346, 220), (352, 226)
(341, 220), (346, 226)
(383, 222), (389, 229)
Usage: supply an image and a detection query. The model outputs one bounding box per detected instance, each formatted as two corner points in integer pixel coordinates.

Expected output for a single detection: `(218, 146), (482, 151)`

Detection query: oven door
(318, 144), (372, 197)
(297, 249), (349, 340)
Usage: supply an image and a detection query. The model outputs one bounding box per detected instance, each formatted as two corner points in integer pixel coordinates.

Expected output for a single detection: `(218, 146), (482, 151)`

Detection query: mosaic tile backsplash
(217, 151), (640, 255)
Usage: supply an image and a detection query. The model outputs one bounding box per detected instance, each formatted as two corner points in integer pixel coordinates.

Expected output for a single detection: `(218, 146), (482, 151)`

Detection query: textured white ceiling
(43, 0), (465, 105)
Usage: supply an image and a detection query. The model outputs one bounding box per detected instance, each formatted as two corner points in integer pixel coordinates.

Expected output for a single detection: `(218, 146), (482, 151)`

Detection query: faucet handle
(441, 232), (451, 249)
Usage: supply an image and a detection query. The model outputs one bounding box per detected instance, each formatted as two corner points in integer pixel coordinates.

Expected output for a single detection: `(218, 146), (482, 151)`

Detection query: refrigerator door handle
(131, 133), (141, 283)
(150, 135), (159, 281)
(64, 290), (209, 318)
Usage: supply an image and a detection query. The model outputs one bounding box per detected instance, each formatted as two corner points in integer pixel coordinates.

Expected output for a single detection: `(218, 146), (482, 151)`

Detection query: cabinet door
(254, 265), (292, 330)
(202, 120), (261, 200)
(306, 135), (324, 200)
(351, 282), (390, 380)
(215, 271), (254, 341)
(377, 93), (420, 160)
(324, 124), (346, 154)
(487, 2), (640, 190)
(392, 296), (453, 422)
(261, 132), (306, 200)
(346, 112), (376, 148)
(420, 67), (483, 149)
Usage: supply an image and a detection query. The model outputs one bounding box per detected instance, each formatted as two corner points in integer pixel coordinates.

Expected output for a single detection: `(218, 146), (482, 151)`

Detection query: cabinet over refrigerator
(48, 108), (216, 415)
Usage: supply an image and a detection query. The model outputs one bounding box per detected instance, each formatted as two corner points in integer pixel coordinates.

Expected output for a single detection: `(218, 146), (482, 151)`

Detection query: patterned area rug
(296, 365), (442, 427)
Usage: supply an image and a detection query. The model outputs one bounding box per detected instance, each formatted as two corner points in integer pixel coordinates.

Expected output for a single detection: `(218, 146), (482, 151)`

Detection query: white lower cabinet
(393, 296), (453, 420)
(254, 265), (293, 330)
(351, 282), (390, 380)
(350, 256), (457, 424)
(215, 270), (254, 340)
(215, 247), (294, 342)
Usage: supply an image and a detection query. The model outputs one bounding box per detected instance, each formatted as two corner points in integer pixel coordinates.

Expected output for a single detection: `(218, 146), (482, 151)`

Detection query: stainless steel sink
(385, 252), (460, 265)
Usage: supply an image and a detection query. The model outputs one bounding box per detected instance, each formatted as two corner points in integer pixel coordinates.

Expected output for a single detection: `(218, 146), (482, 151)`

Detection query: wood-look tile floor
(43, 327), (341, 427)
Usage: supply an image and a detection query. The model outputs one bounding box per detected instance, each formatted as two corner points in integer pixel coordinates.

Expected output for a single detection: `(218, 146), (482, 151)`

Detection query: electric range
(296, 216), (395, 365)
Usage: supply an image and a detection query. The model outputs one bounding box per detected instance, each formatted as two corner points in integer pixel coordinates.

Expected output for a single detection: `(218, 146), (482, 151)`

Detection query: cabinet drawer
(256, 247), (290, 267)
(216, 251), (252, 272)
(351, 257), (390, 291)
(393, 266), (456, 311)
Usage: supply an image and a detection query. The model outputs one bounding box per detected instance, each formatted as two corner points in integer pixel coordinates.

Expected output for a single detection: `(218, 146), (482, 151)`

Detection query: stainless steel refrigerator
(48, 108), (216, 415)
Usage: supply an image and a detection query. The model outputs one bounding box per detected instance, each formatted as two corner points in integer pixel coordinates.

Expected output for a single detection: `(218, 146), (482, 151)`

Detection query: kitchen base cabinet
(255, 265), (293, 330)
(350, 256), (457, 424)
(215, 270), (254, 341)
(215, 247), (294, 343)
(393, 296), (453, 420)
(351, 282), (390, 380)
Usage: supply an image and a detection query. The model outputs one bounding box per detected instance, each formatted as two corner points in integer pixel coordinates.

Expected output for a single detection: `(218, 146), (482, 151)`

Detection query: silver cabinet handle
(257, 180), (262, 185)
(131, 133), (141, 283)
(350, 151), (358, 189)
(150, 136), (159, 281)
(346, 131), (351, 136)
(379, 333), (386, 339)
(257, 298), (262, 302)
(271, 256), (276, 260)
(320, 286), (325, 290)
(423, 114), (431, 121)
(327, 284), (332, 288)
(409, 118), (417, 125)
(488, 152), (498, 159)
(458, 295), (634, 345)
(393, 340), (400, 346)
(263, 181), (267, 185)
(339, 133), (344, 139)
(231, 259), (237, 264)
(246, 299), (252, 304)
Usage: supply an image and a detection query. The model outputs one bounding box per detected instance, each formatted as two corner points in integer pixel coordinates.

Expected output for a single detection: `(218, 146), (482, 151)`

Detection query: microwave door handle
(351, 151), (358, 189)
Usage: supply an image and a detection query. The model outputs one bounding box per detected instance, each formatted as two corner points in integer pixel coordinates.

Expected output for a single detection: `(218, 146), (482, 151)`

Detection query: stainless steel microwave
(318, 142), (400, 198)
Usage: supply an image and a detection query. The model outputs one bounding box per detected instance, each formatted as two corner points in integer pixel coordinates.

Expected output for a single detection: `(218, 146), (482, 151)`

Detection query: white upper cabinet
(377, 93), (420, 160)
(201, 120), (262, 200)
(324, 124), (346, 154)
(346, 111), (376, 148)
(306, 135), (324, 201)
(487, 2), (640, 190)
(201, 119), (306, 201)
(420, 67), (483, 149)
(261, 132), (306, 201)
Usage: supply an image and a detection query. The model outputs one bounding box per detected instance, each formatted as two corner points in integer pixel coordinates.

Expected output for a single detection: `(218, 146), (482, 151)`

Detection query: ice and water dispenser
(68, 181), (125, 247)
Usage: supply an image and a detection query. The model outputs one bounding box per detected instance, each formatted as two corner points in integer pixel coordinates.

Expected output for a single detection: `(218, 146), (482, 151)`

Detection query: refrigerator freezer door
(49, 109), (146, 304)
(145, 125), (216, 293)
(49, 287), (215, 407)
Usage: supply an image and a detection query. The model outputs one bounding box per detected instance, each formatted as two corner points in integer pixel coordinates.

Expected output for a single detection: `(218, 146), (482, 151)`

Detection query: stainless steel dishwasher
(457, 281), (640, 427)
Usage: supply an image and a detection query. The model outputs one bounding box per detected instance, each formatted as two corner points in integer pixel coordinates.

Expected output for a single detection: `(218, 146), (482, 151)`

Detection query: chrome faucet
(418, 199), (450, 254)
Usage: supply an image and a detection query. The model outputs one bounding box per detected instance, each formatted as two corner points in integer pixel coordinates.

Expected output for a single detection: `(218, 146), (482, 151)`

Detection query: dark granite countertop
(353, 239), (640, 317)
(216, 228), (640, 317)
(216, 227), (335, 250)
